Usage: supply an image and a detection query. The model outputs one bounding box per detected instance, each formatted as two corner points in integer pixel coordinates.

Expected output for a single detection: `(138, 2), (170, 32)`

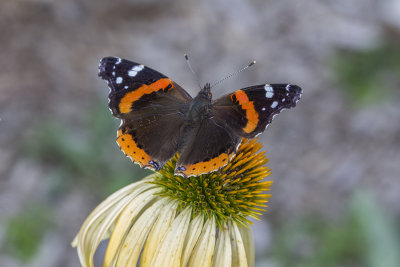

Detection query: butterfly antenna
(184, 54), (202, 89)
(211, 60), (256, 89)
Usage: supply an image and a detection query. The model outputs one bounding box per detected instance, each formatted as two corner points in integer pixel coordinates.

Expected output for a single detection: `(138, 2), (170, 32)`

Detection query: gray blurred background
(1, 0), (400, 266)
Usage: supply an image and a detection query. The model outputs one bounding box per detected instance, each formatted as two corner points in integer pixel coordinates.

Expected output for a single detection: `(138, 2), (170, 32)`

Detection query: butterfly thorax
(185, 83), (212, 125)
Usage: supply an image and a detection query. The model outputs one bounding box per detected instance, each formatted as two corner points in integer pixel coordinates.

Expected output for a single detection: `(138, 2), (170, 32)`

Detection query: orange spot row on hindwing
(178, 152), (235, 176)
(116, 129), (153, 168)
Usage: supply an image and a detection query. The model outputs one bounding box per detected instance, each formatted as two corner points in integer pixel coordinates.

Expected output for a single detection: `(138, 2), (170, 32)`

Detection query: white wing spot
(286, 84), (291, 91)
(116, 77), (123, 84)
(128, 70), (137, 77)
(124, 85), (128, 89)
(264, 84), (274, 98)
(271, 101), (278, 109)
(116, 58), (122, 64)
(112, 71), (115, 76)
(128, 65), (144, 77)
(264, 84), (273, 91)
(262, 107), (266, 111)
(282, 98), (286, 102)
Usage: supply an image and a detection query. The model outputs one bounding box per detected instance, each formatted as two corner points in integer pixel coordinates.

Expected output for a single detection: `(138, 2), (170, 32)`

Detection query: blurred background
(1, 0), (400, 266)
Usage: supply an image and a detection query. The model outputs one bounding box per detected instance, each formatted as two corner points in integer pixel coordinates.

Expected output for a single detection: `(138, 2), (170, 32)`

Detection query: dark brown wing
(175, 118), (241, 177)
(212, 84), (302, 138)
(99, 57), (193, 170)
(117, 110), (186, 171)
(99, 57), (192, 118)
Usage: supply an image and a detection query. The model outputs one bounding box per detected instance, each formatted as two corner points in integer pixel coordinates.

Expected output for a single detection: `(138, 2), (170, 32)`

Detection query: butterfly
(99, 57), (302, 177)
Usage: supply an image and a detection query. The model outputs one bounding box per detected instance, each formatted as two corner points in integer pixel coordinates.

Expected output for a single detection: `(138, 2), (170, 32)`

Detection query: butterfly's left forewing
(99, 57), (192, 118)
(212, 84), (302, 138)
(99, 57), (192, 171)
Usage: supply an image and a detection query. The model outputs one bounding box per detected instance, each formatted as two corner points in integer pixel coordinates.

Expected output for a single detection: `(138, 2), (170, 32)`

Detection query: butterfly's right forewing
(212, 84), (302, 139)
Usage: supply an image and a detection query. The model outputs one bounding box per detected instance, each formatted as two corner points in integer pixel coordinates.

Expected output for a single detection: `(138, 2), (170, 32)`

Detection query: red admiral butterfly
(99, 57), (302, 177)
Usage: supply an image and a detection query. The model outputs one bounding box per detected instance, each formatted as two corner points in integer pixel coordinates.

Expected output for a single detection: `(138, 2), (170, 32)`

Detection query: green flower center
(151, 139), (272, 227)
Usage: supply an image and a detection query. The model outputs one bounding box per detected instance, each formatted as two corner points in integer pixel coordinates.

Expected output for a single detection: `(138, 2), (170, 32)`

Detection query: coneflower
(72, 138), (272, 267)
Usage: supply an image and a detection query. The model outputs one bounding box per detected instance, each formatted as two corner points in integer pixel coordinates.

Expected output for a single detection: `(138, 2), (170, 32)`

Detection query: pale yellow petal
(76, 180), (154, 267)
(139, 200), (178, 266)
(104, 187), (161, 266)
(230, 221), (248, 267)
(238, 226), (255, 267)
(211, 223), (231, 267)
(181, 214), (204, 267)
(72, 179), (148, 248)
(74, 174), (157, 247)
(150, 206), (192, 267)
(113, 197), (168, 266)
(187, 216), (216, 267)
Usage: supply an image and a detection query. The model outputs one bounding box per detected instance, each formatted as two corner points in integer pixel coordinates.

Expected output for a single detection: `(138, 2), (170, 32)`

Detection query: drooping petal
(150, 206), (192, 266)
(187, 216), (216, 267)
(113, 197), (168, 266)
(238, 226), (255, 267)
(181, 214), (205, 266)
(139, 200), (179, 266)
(74, 178), (155, 267)
(104, 187), (161, 265)
(211, 223), (232, 267)
(230, 221), (248, 267)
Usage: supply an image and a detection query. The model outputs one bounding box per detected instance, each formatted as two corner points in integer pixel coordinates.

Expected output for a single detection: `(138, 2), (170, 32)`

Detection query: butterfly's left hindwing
(213, 84), (302, 138)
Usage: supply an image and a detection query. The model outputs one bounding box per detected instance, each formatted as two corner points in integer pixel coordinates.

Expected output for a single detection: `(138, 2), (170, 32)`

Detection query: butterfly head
(199, 82), (212, 100)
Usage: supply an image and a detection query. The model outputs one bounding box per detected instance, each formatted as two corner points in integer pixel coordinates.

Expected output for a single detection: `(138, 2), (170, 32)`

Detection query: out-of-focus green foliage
(332, 41), (400, 107)
(22, 99), (151, 197)
(3, 204), (53, 261)
(270, 191), (400, 267)
(352, 191), (400, 267)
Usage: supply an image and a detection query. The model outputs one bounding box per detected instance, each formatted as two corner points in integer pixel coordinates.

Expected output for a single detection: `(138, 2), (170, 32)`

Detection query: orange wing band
(117, 129), (155, 170)
(119, 78), (174, 114)
(176, 152), (235, 177)
(232, 90), (259, 133)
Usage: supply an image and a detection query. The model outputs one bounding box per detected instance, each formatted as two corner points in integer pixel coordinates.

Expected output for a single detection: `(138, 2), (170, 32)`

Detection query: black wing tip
(100, 56), (120, 63)
(98, 57), (121, 79)
(286, 84), (302, 106)
(289, 84), (302, 93)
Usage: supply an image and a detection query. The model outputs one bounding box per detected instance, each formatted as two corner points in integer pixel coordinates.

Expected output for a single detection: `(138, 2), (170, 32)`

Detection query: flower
(72, 138), (272, 266)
